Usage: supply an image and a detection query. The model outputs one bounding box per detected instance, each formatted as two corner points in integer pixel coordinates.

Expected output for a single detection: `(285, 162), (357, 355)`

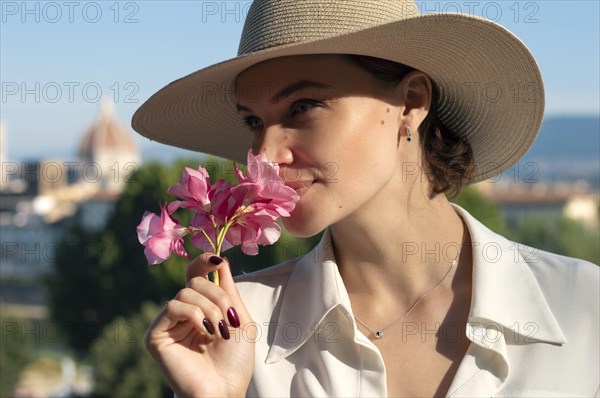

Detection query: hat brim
(132, 13), (544, 184)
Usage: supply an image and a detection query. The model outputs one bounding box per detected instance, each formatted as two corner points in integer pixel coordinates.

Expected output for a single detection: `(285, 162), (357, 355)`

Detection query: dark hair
(344, 54), (474, 197)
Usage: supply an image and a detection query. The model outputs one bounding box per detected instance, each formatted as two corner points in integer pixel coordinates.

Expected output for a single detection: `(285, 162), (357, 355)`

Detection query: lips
(284, 180), (315, 194)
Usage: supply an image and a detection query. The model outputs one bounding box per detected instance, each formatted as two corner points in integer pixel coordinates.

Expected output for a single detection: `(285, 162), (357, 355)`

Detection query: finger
(215, 259), (253, 325)
(218, 259), (246, 311)
(148, 301), (204, 337)
(185, 252), (225, 284)
(217, 261), (256, 341)
(212, 259), (252, 324)
(147, 306), (176, 336)
(217, 258), (236, 293)
(163, 299), (206, 332)
(187, 270), (243, 329)
(175, 287), (225, 331)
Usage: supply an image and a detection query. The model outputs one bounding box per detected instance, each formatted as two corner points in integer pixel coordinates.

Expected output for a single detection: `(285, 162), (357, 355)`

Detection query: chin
(282, 213), (327, 239)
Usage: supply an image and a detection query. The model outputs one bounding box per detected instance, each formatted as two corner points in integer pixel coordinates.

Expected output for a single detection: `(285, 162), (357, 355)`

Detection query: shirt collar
(453, 204), (567, 346)
(448, 205), (567, 396)
(265, 228), (353, 363)
(265, 205), (567, 364)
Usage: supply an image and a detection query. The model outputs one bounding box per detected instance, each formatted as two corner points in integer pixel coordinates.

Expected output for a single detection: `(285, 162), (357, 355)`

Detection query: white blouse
(234, 205), (600, 397)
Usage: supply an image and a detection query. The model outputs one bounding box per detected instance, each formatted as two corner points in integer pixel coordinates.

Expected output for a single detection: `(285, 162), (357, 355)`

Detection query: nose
(253, 125), (293, 166)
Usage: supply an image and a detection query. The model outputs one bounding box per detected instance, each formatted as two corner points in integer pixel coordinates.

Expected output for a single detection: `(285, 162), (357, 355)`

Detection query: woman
(132, 1), (599, 396)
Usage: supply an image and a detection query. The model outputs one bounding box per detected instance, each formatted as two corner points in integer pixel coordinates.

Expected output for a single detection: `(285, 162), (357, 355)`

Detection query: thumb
(185, 252), (223, 285)
(216, 257), (236, 295)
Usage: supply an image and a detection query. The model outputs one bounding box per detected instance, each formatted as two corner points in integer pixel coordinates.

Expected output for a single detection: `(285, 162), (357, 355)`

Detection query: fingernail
(218, 320), (230, 340)
(202, 318), (215, 335)
(209, 255), (224, 265)
(227, 307), (241, 328)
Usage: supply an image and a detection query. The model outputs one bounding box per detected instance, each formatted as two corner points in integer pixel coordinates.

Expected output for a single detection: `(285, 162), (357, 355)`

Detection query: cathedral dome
(79, 102), (137, 159)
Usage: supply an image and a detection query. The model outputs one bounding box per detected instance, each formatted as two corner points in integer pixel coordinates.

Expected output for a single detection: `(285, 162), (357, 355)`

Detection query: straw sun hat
(132, 0), (544, 183)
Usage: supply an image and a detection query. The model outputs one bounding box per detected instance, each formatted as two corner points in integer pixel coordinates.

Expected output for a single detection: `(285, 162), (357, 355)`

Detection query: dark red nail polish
(227, 307), (241, 328)
(203, 318), (215, 335)
(209, 255), (224, 265)
(218, 320), (230, 340)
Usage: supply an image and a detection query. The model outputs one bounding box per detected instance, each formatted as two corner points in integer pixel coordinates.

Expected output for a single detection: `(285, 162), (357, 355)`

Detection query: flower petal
(171, 238), (189, 258)
(147, 233), (173, 262)
(257, 223), (281, 245)
(167, 166), (211, 206)
(144, 246), (165, 265)
(137, 211), (161, 245)
(242, 242), (259, 256)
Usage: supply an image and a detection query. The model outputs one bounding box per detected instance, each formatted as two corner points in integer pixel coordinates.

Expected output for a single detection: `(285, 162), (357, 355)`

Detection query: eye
(290, 99), (321, 116)
(243, 116), (263, 131)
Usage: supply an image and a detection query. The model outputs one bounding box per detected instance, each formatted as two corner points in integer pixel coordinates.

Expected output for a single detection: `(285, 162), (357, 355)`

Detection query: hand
(144, 254), (256, 397)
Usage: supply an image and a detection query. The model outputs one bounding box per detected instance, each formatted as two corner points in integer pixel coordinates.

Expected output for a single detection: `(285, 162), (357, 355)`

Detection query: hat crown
(238, 0), (420, 55)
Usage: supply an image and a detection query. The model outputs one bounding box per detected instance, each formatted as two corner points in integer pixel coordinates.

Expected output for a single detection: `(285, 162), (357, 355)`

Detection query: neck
(330, 189), (469, 312)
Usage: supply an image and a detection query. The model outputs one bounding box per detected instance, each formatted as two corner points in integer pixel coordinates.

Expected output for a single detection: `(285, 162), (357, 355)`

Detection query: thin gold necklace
(353, 230), (466, 339)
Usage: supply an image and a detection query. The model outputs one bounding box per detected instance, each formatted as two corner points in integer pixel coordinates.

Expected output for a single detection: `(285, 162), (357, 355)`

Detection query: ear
(396, 71), (432, 134)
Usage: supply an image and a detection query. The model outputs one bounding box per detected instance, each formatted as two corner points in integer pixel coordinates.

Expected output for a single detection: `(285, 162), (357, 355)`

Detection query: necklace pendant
(374, 330), (383, 339)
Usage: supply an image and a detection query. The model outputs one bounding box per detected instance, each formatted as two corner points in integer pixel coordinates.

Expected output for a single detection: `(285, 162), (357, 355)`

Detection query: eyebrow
(235, 80), (334, 112)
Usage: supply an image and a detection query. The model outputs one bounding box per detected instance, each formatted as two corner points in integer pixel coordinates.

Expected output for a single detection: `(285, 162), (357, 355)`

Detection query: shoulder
(502, 244), (600, 393)
(517, 243), (598, 297)
(515, 243), (599, 332)
(456, 202), (598, 305)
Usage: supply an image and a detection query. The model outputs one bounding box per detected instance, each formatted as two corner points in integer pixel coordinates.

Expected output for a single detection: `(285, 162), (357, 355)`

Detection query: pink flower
(226, 209), (282, 255)
(207, 179), (240, 226)
(255, 181), (298, 217)
(209, 158), (298, 255)
(234, 151), (298, 217)
(137, 150), (299, 271)
(137, 206), (190, 265)
(167, 166), (211, 212)
(189, 211), (224, 252)
(235, 151), (281, 189)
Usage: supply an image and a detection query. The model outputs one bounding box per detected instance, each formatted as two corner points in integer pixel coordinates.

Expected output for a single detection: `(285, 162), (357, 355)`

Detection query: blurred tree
(46, 160), (191, 353)
(0, 312), (32, 397)
(510, 216), (599, 265)
(452, 185), (599, 265)
(451, 186), (509, 235)
(89, 301), (170, 398)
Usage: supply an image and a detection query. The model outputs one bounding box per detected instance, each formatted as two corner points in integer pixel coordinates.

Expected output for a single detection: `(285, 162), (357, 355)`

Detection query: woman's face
(235, 54), (417, 237)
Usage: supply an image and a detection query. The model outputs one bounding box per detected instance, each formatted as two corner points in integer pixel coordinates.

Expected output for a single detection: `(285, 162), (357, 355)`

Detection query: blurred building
(78, 101), (140, 193)
(1, 102), (139, 308)
(475, 180), (599, 229)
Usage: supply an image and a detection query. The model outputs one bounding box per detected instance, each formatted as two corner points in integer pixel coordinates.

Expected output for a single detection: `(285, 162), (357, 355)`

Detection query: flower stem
(189, 226), (221, 285)
(211, 220), (236, 287)
(211, 269), (220, 286)
(198, 228), (217, 253)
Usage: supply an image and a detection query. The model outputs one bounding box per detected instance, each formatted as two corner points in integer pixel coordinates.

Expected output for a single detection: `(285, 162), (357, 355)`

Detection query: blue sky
(1, 0), (599, 161)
